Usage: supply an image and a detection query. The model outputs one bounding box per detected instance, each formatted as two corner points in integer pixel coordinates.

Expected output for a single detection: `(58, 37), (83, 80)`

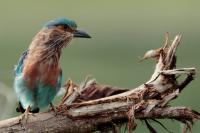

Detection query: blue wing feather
(15, 50), (29, 76)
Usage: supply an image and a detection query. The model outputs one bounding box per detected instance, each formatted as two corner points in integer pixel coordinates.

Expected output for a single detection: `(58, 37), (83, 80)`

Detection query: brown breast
(22, 28), (62, 88)
(23, 57), (60, 88)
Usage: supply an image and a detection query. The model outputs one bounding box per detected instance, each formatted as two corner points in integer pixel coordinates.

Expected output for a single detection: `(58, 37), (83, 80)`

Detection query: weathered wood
(0, 107), (199, 133)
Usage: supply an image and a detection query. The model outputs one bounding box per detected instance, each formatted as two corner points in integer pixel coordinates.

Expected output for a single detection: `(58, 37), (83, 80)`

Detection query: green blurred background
(0, 0), (199, 132)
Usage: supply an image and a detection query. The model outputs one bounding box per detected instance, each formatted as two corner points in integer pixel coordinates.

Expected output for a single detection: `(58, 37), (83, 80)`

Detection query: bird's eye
(63, 25), (72, 31)
(56, 24), (74, 32)
(56, 25), (71, 32)
(63, 25), (74, 32)
(63, 25), (69, 30)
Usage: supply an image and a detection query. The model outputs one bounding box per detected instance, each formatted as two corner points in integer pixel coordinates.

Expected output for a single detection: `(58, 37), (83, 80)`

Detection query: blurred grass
(0, 0), (199, 132)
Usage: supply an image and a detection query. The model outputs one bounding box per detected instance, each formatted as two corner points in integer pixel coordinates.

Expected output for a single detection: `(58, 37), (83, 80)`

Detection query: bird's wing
(14, 50), (29, 76)
(14, 49), (62, 92)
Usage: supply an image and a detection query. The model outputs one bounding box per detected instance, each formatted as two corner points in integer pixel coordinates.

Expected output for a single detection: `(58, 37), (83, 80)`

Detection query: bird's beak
(73, 29), (91, 38)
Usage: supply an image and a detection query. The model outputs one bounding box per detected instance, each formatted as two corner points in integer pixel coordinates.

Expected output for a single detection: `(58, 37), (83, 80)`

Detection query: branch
(0, 33), (199, 133)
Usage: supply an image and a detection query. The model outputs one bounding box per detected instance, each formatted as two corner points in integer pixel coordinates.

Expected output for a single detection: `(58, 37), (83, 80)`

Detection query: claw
(50, 102), (58, 116)
(19, 106), (32, 124)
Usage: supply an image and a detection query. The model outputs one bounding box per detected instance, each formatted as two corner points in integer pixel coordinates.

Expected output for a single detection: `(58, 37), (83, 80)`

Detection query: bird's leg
(19, 106), (32, 124)
(24, 106), (31, 120)
(49, 102), (58, 116)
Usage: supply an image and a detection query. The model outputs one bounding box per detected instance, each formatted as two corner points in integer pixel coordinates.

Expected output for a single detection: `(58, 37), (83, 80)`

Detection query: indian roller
(14, 18), (91, 116)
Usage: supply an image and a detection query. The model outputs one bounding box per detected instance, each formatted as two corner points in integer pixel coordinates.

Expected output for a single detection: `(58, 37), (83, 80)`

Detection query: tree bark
(0, 33), (199, 133)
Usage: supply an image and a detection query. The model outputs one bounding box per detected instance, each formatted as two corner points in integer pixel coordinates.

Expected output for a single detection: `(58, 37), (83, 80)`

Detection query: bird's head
(45, 18), (91, 38)
(28, 18), (91, 62)
(38, 18), (91, 49)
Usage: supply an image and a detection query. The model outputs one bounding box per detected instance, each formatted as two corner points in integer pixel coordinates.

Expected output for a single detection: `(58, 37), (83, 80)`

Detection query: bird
(14, 18), (91, 118)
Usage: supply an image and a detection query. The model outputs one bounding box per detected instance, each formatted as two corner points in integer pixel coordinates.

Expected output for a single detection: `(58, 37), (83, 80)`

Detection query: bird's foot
(49, 102), (58, 116)
(30, 107), (39, 113)
(16, 102), (25, 113)
(19, 106), (32, 124)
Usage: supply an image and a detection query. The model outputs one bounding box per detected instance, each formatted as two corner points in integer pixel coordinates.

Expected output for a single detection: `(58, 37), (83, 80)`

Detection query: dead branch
(0, 33), (199, 133)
